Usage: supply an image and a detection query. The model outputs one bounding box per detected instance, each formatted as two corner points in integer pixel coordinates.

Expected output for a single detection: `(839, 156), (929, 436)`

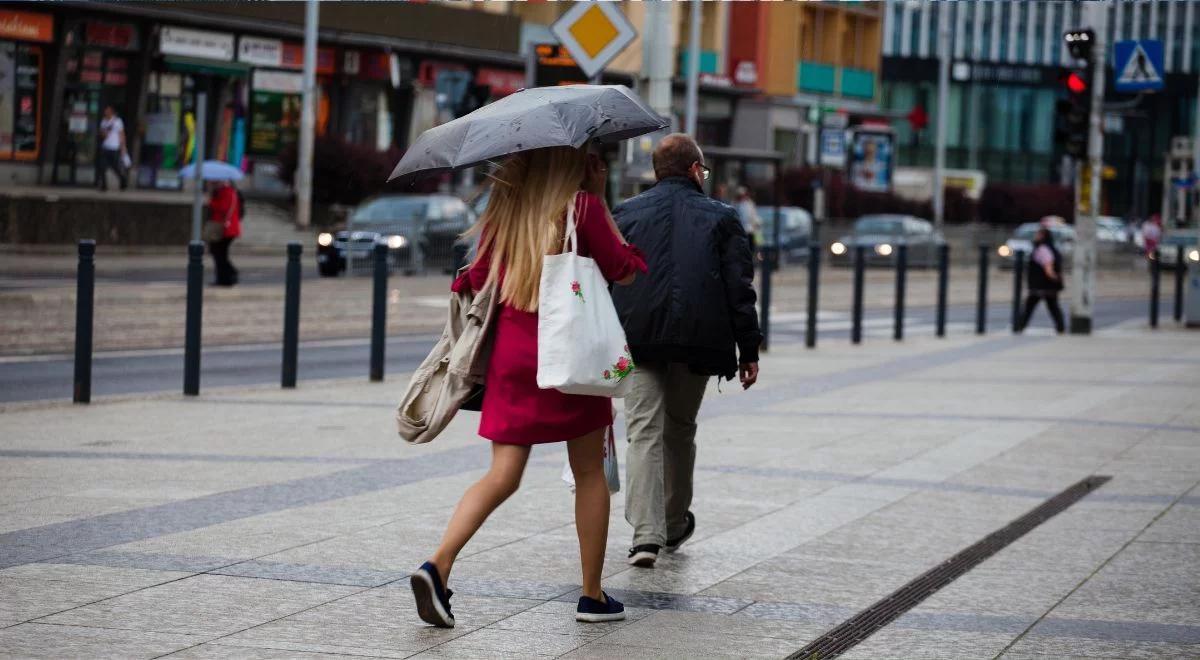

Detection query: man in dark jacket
(612, 133), (761, 568)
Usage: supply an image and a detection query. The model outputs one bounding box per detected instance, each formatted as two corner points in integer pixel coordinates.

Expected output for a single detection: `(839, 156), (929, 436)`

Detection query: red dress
(452, 193), (647, 445)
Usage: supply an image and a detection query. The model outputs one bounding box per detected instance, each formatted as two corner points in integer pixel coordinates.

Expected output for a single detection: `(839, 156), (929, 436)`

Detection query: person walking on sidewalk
(1018, 225), (1065, 334)
(611, 134), (761, 568)
(411, 145), (646, 628)
(734, 185), (762, 253)
(97, 105), (128, 192)
(206, 180), (241, 286)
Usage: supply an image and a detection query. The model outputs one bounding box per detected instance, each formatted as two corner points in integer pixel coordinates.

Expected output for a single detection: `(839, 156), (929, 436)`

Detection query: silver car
(996, 222), (1077, 269)
(829, 214), (946, 268)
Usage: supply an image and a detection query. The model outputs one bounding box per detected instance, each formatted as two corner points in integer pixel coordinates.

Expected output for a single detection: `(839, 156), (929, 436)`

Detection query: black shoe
(628, 544), (659, 567)
(576, 591), (626, 623)
(411, 561), (455, 628)
(665, 511), (695, 553)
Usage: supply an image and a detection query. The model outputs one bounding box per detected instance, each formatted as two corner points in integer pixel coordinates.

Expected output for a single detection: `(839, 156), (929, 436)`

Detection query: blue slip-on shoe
(576, 591), (626, 623)
(411, 561), (455, 628)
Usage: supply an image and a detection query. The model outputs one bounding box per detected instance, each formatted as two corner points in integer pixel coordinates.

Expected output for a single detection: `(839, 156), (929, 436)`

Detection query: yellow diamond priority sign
(551, 2), (636, 80)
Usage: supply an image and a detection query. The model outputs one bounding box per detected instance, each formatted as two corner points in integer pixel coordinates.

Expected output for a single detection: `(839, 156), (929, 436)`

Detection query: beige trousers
(623, 362), (709, 547)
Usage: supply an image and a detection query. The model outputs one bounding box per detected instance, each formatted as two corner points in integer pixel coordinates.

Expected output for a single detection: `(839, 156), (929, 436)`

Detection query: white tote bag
(537, 193), (633, 398)
(561, 423), (621, 494)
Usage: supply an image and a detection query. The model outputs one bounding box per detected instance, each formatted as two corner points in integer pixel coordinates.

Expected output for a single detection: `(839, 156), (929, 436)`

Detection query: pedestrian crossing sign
(1113, 39), (1165, 93)
(551, 2), (636, 81)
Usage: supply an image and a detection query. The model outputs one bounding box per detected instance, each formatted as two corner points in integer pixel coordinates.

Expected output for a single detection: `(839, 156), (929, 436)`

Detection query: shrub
(279, 136), (439, 207)
(977, 182), (1074, 226)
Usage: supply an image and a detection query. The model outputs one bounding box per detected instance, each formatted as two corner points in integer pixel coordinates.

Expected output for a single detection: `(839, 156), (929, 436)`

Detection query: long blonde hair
(470, 146), (588, 312)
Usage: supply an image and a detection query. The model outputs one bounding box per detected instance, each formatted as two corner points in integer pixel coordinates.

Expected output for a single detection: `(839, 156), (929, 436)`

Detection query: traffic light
(1057, 29), (1095, 159)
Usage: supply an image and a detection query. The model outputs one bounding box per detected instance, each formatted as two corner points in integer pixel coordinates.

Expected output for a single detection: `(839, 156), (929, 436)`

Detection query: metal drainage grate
(787, 475), (1112, 660)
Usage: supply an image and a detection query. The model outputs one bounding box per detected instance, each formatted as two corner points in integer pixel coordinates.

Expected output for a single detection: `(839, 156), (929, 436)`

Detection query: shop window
(0, 41), (43, 161)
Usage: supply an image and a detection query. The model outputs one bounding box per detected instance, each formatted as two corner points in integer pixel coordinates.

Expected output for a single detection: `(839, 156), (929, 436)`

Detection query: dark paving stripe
(0, 445), (491, 570)
(757, 409), (1200, 434)
(787, 475), (1113, 660)
(0, 449), (374, 464)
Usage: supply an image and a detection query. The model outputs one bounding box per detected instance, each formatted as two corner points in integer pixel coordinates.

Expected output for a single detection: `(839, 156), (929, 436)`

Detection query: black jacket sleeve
(717, 210), (762, 364)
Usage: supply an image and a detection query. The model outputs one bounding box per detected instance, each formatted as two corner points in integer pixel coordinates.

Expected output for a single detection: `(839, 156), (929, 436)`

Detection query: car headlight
(831, 242), (847, 256)
(875, 243), (893, 257)
(317, 232), (333, 247)
(1189, 248), (1200, 263)
(998, 245), (1012, 258)
(386, 235), (408, 249)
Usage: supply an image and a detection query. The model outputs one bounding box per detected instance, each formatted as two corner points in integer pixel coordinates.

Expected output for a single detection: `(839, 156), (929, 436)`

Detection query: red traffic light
(1067, 72), (1088, 94)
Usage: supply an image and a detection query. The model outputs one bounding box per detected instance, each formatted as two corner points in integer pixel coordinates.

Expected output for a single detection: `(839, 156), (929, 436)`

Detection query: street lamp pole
(295, 0), (319, 229)
(684, 0), (701, 136)
(1071, 1), (1108, 335)
(933, 4), (951, 229)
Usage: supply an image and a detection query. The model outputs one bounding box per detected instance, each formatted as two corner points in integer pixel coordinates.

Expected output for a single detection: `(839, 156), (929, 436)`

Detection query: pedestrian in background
(206, 180), (241, 286)
(97, 105), (128, 192)
(1018, 225), (1065, 334)
(411, 145), (645, 628)
(734, 185), (762, 253)
(612, 134), (761, 568)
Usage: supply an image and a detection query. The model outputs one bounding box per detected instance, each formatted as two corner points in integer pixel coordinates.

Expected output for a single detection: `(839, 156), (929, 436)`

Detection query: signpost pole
(684, 0), (701, 136)
(1071, 3), (1107, 335)
(295, 0), (319, 230)
(933, 3), (951, 229)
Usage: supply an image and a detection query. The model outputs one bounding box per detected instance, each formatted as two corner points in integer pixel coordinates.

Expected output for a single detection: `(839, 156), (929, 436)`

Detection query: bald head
(653, 133), (703, 182)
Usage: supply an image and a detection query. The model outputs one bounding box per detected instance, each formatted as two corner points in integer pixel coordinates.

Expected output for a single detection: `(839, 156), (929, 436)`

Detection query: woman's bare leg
(567, 427), (610, 601)
(430, 442), (530, 585)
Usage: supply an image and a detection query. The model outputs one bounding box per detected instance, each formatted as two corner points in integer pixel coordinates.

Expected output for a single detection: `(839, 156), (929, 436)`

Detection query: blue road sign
(1114, 39), (1165, 92)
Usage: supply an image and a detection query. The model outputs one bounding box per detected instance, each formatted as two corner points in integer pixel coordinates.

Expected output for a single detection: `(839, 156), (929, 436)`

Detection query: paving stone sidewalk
(1, 324), (1198, 659)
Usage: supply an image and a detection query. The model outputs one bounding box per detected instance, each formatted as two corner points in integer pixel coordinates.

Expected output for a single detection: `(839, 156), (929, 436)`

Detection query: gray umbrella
(388, 84), (667, 183)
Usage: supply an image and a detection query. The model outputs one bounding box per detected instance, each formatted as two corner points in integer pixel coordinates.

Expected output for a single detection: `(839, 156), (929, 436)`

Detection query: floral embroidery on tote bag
(603, 346), (635, 381)
(571, 280), (585, 302)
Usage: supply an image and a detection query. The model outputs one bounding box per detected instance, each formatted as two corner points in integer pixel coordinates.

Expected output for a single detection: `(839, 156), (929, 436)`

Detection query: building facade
(882, 0), (1200, 217)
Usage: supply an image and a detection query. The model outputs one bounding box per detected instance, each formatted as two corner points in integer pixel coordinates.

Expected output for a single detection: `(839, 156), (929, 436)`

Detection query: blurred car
(829, 214), (945, 268)
(1096, 215), (1130, 245)
(316, 194), (473, 277)
(756, 205), (813, 265)
(996, 222), (1076, 269)
(1152, 230), (1200, 270)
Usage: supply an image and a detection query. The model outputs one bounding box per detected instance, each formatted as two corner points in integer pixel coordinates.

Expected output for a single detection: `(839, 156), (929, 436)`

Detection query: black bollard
(1011, 250), (1025, 333)
(1175, 245), (1185, 322)
(976, 245), (989, 335)
(935, 244), (949, 337)
(805, 238), (820, 349)
(851, 245), (865, 344)
(1150, 250), (1161, 328)
(893, 244), (907, 341)
(281, 242), (302, 388)
(760, 246), (774, 352)
(370, 242), (388, 381)
(73, 240), (96, 404)
(183, 241), (204, 396)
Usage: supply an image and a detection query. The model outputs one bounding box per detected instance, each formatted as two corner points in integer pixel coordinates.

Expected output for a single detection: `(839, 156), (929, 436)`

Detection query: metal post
(1175, 245), (1186, 321)
(643, 0), (674, 118)
(936, 244), (949, 337)
(1012, 250), (1025, 333)
(759, 240), (773, 352)
(73, 240), (95, 404)
(1071, 2), (1109, 335)
(295, 0), (320, 229)
(189, 91), (207, 243)
(805, 238), (819, 349)
(684, 0), (701, 136)
(933, 3), (951, 229)
(183, 241), (204, 395)
(976, 244), (989, 335)
(894, 244), (907, 341)
(1150, 249), (1161, 328)
(370, 242), (388, 381)
(281, 242), (302, 388)
(852, 245), (865, 344)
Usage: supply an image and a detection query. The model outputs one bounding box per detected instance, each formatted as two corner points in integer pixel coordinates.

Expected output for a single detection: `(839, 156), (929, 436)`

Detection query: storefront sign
(343, 51), (360, 76)
(160, 26), (234, 61)
(849, 130), (894, 193)
(476, 67), (524, 97)
(249, 84), (301, 154)
(279, 44), (335, 74)
(253, 69), (302, 94)
(85, 21), (138, 51)
(733, 60), (758, 86)
(0, 10), (52, 43)
(0, 42), (43, 160)
(818, 128), (846, 168)
(239, 35), (284, 67)
(699, 73), (732, 87)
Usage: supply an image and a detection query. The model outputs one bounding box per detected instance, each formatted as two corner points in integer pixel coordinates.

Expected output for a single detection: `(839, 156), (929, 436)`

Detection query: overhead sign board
(161, 26), (234, 61)
(550, 1), (635, 80)
(530, 43), (588, 88)
(1113, 39), (1164, 93)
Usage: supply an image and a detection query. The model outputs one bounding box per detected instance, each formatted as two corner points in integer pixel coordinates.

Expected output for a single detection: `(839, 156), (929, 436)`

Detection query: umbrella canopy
(389, 84), (667, 183)
(179, 160), (244, 181)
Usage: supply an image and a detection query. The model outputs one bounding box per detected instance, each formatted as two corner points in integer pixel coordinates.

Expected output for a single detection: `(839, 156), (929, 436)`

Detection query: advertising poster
(849, 130), (894, 193)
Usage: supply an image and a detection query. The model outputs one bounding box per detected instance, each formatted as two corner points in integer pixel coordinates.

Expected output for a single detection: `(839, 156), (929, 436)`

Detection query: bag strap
(561, 191), (583, 255)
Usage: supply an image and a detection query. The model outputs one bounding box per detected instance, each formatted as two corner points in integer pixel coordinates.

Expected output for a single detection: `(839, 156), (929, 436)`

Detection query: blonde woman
(411, 146), (646, 627)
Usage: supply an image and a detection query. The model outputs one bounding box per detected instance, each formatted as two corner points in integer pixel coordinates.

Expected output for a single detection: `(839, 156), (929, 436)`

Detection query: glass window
(0, 41), (44, 161)
(855, 215), (905, 234)
(352, 197), (429, 226)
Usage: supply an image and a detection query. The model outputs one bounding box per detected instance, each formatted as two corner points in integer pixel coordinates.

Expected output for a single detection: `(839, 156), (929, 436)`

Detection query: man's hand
(739, 362), (758, 390)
